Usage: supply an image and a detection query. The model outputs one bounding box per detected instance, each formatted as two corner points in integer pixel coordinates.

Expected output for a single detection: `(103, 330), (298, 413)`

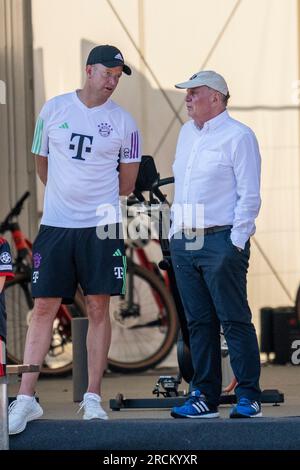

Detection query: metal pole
(0, 337), (9, 450)
(72, 317), (88, 403)
(0, 380), (9, 450)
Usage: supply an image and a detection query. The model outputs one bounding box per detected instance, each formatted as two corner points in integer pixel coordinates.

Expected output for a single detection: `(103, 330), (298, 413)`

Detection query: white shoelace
(8, 398), (34, 414)
(77, 398), (100, 414)
(8, 401), (19, 413)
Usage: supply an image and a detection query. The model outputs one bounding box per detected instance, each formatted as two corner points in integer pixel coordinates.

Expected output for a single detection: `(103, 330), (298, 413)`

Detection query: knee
(188, 316), (211, 330)
(33, 297), (61, 318)
(86, 297), (109, 324)
(222, 320), (255, 337)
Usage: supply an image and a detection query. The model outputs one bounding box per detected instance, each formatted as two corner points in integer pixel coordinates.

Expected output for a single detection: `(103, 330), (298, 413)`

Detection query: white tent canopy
(30, 0), (300, 332)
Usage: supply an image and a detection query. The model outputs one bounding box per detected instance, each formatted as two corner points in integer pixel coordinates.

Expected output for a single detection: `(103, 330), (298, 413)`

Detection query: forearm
(119, 162), (140, 196)
(35, 156), (48, 185)
(231, 133), (261, 248)
(0, 277), (6, 293)
(231, 196), (261, 248)
(119, 181), (135, 196)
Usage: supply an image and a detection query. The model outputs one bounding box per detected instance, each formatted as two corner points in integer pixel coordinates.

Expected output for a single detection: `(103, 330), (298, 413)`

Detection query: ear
(86, 65), (93, 78)
(210, 91), (220, 106)
(212, 91), (219, 103)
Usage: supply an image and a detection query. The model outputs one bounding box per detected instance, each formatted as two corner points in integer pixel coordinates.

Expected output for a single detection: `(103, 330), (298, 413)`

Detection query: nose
(109, 75), (119, 86)
(186, 91), (192, 102)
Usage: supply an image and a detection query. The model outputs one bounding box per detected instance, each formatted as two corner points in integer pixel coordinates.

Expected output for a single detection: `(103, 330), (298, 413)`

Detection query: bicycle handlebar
(10, 191), (30, 217)
(153, 177), (174, 189)
(0, 191), (30, 232)
(151, 176), (174, 204)
(132, 175), (174, 206)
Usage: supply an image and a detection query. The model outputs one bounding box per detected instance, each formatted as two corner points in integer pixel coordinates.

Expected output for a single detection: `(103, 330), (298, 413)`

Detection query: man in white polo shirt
(9, 45), (141, 434)
(169, 71), (262, 419)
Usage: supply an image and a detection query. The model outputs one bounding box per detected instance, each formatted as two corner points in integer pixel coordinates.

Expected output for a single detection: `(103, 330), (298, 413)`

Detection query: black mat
(9, 417), (300, 450)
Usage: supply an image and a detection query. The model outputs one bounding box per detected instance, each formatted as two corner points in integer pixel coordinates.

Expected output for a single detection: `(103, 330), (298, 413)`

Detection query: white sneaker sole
(171, 411), (220, 419)
(230, 411), (263, 419)
(83, 414), (108, 420)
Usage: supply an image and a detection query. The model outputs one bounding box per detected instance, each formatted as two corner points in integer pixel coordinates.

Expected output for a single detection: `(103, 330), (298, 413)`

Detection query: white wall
(31, 0), (300, 334)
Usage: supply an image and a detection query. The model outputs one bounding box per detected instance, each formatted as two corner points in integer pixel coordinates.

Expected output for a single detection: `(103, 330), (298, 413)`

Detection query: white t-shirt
(32, 91), (141, 228)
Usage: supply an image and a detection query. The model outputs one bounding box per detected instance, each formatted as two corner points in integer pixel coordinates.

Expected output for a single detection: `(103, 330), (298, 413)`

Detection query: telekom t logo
(32, 271), (39, 284)
(114, 267), (124, 279)
(69, 133), (93, 161)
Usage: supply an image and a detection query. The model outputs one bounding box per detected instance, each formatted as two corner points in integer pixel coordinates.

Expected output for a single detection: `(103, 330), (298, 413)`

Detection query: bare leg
(19, 297), (62, 396)
(85, 295), (111, 395)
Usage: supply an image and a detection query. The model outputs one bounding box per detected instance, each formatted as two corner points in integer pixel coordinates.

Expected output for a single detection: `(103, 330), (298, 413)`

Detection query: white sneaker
(78, 392), (108, 420)
(9, 395), (43, 435)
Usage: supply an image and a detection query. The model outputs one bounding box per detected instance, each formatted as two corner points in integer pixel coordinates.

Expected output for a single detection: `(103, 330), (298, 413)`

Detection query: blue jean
(170, 229), (261, 407)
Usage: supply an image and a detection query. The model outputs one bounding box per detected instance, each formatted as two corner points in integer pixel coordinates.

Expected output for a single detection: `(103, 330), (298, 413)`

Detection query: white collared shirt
(170, 110), (261, 249)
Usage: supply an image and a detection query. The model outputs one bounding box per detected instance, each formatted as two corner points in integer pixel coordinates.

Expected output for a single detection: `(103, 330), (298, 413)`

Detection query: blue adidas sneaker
(230, 398), (262, 418)
(171, 390), (219, 419)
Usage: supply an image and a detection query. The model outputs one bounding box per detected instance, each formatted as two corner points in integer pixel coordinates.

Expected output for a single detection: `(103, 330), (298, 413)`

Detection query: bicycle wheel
(5, 274), (84, 376)
(108, 263), (178, 373)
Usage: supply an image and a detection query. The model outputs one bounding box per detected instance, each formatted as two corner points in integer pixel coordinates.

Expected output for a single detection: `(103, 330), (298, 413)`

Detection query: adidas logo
(59, 122), (69, 129)
(114, 53), (123, 61)
(113, 249), (123, 257)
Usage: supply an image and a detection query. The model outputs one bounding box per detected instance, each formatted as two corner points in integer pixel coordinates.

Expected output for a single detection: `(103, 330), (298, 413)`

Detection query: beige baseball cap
(175, 70), (228, 95)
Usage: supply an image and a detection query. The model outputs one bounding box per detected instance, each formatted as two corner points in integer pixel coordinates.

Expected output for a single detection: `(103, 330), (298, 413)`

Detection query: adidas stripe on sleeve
(119, 116), (142, 163)
(31, 101), (51, 157)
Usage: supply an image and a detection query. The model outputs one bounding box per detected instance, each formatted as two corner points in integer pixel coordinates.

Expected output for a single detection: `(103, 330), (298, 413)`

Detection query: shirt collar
(194, 109), (229, 132)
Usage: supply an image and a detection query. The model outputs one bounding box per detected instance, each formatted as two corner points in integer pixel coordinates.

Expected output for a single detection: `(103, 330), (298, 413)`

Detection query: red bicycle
(1, 192), (83, 375)
(1, 192), (178, 375)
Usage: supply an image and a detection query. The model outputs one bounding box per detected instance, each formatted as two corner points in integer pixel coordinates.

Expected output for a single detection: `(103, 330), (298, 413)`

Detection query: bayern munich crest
(98, 122), (113, 137)
(33, 252), (42, 269)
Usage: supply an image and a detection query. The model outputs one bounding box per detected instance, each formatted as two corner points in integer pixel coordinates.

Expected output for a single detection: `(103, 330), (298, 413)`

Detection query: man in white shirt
(170, 70), (262, 419)
(9, 45), (141, 434)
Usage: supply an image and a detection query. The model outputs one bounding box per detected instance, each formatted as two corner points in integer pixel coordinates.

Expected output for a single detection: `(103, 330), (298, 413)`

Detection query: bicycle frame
(132, 245), (170, 319)
(123, 201), (173, 325)
(134, 242), (170, 289)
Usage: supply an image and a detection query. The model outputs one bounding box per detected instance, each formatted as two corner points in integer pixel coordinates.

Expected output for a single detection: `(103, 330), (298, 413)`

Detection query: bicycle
(107, 198), (178, 373)
(1, 192), (85, 375)
(1, 191), (178, 375)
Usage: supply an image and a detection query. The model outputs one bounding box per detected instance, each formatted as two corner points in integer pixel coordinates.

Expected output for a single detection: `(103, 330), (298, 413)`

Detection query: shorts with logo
(31, 224), (126, 304)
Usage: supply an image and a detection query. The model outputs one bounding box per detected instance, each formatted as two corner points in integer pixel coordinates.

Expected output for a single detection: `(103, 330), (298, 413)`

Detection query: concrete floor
(7, 363), (300, 420)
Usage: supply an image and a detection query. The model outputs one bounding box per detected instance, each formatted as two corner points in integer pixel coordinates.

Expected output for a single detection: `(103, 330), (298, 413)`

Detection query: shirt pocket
(194, 150), (232, 177)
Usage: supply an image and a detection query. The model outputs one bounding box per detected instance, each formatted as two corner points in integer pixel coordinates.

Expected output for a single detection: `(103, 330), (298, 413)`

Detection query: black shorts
(31, 224), (126, 304)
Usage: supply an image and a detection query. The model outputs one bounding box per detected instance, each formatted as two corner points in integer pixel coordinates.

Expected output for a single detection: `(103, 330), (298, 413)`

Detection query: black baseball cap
(86, 45), (132, 75)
